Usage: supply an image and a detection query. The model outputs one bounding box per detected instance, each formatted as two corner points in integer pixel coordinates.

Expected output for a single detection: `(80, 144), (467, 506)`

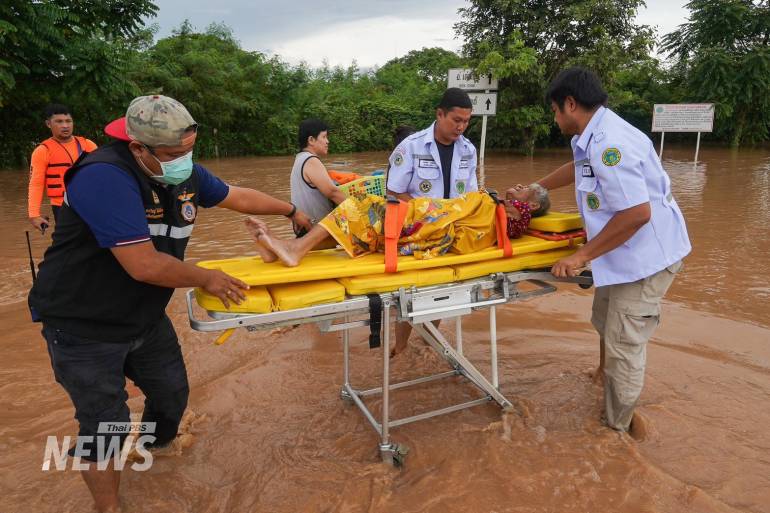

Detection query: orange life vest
(40, 136), (86, 198)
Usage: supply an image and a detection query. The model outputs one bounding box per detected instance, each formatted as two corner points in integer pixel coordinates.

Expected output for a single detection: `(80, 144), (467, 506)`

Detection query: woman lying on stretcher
(246, 185), (550, 267)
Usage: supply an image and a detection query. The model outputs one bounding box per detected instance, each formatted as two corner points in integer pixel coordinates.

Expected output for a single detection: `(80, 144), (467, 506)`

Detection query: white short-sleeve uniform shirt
(386, 122), (478, 199)
(572, 107), (691, 287)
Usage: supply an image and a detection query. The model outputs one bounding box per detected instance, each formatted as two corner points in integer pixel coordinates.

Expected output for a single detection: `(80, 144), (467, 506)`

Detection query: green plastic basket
(338, 175), (385, 199)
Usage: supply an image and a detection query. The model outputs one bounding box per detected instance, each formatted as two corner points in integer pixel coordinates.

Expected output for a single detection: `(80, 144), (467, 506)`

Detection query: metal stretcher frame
(186, 269), (593, 466)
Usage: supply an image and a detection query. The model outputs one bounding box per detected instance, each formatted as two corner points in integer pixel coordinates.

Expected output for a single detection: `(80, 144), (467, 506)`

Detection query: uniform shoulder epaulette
(404, 131), (423, 142)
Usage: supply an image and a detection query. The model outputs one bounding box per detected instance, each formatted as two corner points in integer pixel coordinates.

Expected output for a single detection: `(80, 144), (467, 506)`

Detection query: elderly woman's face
(509, 186), (532, 202)
(508, 186), (541, 211)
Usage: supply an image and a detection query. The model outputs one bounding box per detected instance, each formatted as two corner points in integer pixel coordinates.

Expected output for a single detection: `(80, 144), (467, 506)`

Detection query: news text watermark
(42, 422), (157, 471)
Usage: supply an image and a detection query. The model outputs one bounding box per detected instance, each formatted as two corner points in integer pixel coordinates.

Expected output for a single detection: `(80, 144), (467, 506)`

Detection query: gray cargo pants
(591, 261), (683, 431)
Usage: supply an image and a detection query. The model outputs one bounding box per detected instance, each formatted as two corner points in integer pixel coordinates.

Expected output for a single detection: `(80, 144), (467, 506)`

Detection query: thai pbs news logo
(42, 421), (156, 471)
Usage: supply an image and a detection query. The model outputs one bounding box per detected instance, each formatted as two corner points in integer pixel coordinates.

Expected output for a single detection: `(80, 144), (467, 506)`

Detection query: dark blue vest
(29, 141), (201, 341)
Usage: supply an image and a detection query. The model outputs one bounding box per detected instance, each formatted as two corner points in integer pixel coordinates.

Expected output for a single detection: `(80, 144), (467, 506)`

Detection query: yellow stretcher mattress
(452, 248), (578, 281)
(529, 212), (583, 233)
(338, 268), (455, 295)
(194, 245), (582, 313)
(269, 280), (346, 311)
(195, 286), (273, 314)
(198, 235), (580, 287)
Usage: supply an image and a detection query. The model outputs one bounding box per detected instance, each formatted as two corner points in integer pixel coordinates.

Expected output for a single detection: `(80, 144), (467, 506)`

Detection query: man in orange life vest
(28, 104), (98, 232)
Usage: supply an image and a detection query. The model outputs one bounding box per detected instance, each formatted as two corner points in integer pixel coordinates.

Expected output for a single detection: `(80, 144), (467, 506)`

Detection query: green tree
(374, 47), (467, 143)
(661, 0), (770, 147)
(606, 59), (676, 133)
(473, 32), (548, 154)
(382, 47), (466, 83)
(130, 25), (445, 157)
(132, 22), (281, 156)
(457, 0), (654, 77)
(455, 0), (658, 152)
(0, 0), (157, 165)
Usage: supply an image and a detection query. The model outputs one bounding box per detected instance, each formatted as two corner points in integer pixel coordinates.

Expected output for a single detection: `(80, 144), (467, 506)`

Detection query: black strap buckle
(367, 294), (382, 349)
(487, 189), (503, 205)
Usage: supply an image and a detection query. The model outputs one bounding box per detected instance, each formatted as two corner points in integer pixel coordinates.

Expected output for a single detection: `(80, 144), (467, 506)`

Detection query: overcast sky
(149, 0), (691, 67)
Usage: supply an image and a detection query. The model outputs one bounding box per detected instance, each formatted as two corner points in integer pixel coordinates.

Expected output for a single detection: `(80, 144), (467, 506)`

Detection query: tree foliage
(661, 0), (770, 146)
(0, 0), (157, 165)
(0, 2), (768, 168)
(456, 0), (658, 152)
(456, 0), (655, 77)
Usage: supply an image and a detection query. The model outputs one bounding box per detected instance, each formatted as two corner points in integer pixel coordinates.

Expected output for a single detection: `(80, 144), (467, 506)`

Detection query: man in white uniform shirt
(386, 87), (478, 354)
(387, 87), (477, 201)
(524, 67), (691, 433)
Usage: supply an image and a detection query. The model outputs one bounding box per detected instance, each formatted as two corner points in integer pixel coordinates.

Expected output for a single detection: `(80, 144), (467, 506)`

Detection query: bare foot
(629, 411), (650, 442)
(390, 325), (411, 358)
(253, 239), (278, 263)
(257, 228), (301, 267)
(389, 338), (409, 358)
(245, 217), (278, 263)
(126, 432), (194, 461)
(245, 216), (268, 236)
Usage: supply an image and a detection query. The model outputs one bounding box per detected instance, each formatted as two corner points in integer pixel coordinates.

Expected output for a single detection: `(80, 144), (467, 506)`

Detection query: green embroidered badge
(456, 181), (465, 194)
(419, 180), (432, 193)
(602, 148), (621, 167)
(394, 153), (404, 166)
(586, 192), (600, 210)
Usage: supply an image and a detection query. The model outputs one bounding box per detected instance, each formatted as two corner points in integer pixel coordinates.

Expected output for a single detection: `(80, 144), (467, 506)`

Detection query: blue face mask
(148, 150), (194, 185)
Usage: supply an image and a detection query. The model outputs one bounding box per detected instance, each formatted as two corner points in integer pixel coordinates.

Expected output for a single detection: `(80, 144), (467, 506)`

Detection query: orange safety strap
(488, 190), (513, 258)
(384, 198), (409, 273)
(495, 203), (513, 257)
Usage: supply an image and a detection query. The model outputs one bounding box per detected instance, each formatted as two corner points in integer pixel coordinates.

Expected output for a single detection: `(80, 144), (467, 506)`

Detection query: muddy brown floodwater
(1, 145), (769, 513)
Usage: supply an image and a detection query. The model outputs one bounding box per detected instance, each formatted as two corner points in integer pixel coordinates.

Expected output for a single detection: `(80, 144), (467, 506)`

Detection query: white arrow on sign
(468, 92), (497, 116)
(448, 68), (498, 91)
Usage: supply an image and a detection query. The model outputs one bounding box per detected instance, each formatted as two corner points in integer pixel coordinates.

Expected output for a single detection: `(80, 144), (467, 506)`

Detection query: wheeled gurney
(186, 212), (592, 466)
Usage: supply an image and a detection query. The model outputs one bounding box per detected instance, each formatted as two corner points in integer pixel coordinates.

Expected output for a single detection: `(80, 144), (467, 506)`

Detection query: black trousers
(42, 315), (189, 461)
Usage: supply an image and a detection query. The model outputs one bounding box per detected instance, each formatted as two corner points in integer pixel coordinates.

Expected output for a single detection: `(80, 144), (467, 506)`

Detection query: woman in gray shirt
(290, 119), (346, 236)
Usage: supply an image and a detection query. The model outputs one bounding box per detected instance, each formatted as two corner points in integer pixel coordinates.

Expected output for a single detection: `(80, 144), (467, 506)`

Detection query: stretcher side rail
(186, 291), (373, 332)
(185, 271), (594, 333)
(506, 270), (594, 288)
(187, 275), (494, 333)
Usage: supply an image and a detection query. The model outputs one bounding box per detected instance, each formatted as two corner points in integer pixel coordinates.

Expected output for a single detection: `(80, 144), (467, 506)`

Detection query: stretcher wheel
(578, 270), (593, 289)
(380, 442), (410, 468)
(391, 444), (410, 468)
(339, 388), (354, 404)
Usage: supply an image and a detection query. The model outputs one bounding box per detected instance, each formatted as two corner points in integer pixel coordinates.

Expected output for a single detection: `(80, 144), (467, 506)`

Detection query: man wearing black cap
(29, 95), (312, 512)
